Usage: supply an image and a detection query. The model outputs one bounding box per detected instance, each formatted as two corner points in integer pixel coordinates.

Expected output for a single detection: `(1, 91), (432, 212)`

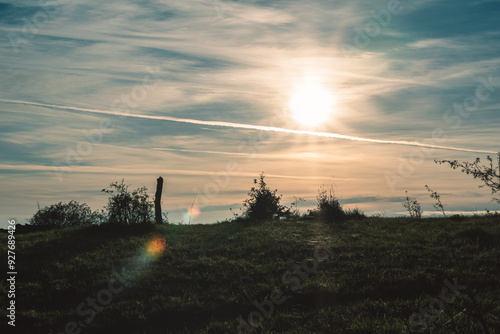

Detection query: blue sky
(1, 0), (499, 227)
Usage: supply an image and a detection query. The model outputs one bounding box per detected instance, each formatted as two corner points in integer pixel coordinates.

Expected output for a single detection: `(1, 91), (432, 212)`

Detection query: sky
(0, 0), (499, 227)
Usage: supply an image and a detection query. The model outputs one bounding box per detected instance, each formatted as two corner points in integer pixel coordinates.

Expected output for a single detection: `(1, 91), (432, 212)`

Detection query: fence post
(155, 176), (163, 224)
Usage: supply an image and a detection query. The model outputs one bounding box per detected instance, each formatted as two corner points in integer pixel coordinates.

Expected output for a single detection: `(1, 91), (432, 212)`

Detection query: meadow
(1, 215), (499, 333)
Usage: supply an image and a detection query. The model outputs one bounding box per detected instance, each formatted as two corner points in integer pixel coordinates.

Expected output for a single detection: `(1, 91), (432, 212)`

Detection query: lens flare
(182, 205), (201, 224)
(146, 237), (167, 257)
(88, 236), (168, 291)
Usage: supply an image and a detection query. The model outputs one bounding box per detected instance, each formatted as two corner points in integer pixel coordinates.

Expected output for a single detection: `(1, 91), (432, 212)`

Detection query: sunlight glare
(289, 79), (336, 127)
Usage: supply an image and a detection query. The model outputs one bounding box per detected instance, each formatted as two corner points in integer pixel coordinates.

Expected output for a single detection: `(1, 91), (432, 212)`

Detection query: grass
(1, 216), (499, 333)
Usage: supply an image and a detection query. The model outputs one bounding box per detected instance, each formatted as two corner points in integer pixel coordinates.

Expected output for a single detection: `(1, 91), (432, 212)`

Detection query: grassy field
(1, 216), (499, 333)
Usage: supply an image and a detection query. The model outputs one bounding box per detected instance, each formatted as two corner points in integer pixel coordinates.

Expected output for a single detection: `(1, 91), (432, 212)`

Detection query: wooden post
(155, 176), (163, 224)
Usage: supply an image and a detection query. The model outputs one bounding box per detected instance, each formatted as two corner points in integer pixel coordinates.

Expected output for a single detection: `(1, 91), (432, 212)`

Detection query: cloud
(1, 98), (495, 154)
(340, 196), (405, 205)
(408, 38), (467, 50)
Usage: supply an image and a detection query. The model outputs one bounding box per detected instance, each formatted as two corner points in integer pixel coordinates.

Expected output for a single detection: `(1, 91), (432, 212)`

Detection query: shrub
(243, 172), (287, 221)
(345, 207), (366, 220)
(316, 184), (345, 223)
(102, 180), (154, 225)
(29, 201), (101, 227)
(402, 191), (422, 218)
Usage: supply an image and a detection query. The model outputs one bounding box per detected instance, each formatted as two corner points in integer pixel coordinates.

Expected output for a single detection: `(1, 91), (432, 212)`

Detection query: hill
(1, 216), (500, 333)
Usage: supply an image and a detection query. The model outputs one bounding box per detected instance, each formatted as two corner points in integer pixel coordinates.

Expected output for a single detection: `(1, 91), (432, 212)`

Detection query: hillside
(1, 216), (500, 333)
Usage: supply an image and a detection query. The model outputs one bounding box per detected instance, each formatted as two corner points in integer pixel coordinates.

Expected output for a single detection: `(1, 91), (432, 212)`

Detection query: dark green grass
(1, 216), (499, 333)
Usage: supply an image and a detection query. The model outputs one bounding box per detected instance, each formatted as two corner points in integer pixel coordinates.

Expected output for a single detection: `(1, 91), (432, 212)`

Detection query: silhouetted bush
(403, 191), (422, 218)
(345, 208), (366, 220)
(29, 201), (102, 227)
(102, 179), (154, 224)
(316, 184), (345, 223)
(243, 172), (287, 222)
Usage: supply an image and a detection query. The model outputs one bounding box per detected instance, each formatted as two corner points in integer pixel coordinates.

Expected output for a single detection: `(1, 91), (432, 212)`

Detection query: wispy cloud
(1, 99), (494, 153)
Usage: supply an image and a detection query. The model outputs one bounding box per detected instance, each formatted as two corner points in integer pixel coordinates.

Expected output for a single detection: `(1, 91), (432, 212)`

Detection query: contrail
(0, 98), (495, 154)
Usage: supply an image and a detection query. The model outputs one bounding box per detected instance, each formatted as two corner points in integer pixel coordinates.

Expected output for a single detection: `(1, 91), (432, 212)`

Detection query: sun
(289, 80), (336, 127)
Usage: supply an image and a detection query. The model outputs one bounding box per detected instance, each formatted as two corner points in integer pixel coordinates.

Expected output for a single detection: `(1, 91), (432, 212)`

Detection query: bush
(102, 180), (154, 225)
(316, 184), (345, 223)
(29, 201), (101, 227)
(345, 207), (366, 220)
(402, 191), (422, 218)
(243, 172), (287, 221)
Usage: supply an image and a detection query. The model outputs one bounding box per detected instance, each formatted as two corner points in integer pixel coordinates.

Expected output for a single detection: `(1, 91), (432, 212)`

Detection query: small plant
(435, 152), (500, 203)
(29, 201), (102, 227)
(243, 172), (287, 221)
(102, 179), (154, 224)
(425, 185), (446, 217)
(316, 183), (345, 223)
(403, 191), (422, 218)
(290, 196), (306, 217)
